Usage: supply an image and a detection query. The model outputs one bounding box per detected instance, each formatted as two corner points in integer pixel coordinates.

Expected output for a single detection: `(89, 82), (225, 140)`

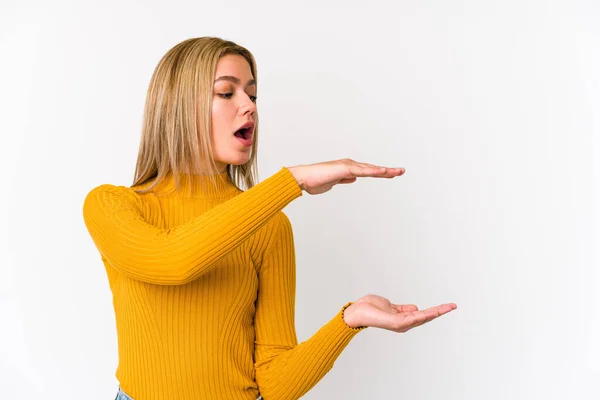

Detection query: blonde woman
(83, 37), (457, 400)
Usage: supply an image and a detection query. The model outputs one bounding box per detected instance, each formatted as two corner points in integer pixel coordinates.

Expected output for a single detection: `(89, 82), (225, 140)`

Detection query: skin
(209, 56), (457, 332)
(210, 54), (257, 173)
(287, 161), (457, 331)
(342, 294), (457, 331)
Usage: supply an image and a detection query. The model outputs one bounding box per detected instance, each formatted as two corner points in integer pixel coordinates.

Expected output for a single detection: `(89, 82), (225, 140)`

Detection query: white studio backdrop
(1, 0), (598, 399)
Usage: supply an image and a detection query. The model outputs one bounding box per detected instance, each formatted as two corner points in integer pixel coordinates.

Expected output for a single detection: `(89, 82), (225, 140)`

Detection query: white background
(1, 0), (598, 399)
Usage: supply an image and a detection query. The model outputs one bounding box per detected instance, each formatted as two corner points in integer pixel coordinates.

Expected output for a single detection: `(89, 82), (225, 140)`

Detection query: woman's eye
(217, 93), (257, 103)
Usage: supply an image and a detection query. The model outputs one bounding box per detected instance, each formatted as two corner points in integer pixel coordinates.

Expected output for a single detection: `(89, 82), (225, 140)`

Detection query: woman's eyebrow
(214, 76), (256, 87)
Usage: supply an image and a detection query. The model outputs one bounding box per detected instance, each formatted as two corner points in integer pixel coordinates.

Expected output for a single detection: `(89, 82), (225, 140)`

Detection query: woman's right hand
(287, 159), (405, 195)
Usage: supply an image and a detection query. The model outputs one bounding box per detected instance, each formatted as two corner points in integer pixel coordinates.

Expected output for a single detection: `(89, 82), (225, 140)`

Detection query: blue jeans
(115, 387), (263, 399)
(115, 387), (133, 400)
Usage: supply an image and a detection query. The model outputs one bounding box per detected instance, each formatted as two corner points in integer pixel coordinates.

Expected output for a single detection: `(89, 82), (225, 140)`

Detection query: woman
(83, 37), (457, 400)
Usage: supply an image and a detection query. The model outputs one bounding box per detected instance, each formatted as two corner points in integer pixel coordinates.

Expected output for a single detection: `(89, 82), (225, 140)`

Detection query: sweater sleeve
(253, 212), (367, 400)
(82, 167), (302, 285)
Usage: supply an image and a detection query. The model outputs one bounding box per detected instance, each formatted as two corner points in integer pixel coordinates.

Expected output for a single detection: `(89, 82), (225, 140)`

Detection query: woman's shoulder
(271, 210), (292, 230)
(84, 182), (140, 200)
(83, 183), (142, 216)
(262, 211), (294, 250)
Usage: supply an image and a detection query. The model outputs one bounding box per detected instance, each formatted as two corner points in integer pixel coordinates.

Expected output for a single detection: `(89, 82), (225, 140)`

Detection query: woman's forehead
(214, 54), (254, 85)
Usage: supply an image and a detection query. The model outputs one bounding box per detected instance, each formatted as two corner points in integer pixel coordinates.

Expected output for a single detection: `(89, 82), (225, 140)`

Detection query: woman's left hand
(343, 294), (457, 332)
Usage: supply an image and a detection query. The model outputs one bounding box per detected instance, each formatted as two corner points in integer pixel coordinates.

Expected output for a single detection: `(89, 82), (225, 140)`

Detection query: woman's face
(209, 54), (257, 173)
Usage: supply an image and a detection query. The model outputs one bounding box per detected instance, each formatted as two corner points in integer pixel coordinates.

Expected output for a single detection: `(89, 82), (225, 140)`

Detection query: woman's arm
(253, 212), (365, 400)
(82, 167), (302, 285)
(82, 159), (403, 286)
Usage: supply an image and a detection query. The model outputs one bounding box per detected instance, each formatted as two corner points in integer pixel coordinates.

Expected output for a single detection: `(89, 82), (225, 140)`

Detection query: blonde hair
(131, 37), (259, 194)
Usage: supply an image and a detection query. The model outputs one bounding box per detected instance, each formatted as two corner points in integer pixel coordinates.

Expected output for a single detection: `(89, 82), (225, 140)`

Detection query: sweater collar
(148, 170), (240, 198)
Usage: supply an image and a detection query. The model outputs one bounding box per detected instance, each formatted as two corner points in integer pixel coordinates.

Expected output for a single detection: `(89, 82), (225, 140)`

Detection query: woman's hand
(287, 159), (405, 195)
(343, 294), (457, 332)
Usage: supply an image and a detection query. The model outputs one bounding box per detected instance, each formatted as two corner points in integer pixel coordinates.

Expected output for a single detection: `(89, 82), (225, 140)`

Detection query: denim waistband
(115, 387), (134, 400)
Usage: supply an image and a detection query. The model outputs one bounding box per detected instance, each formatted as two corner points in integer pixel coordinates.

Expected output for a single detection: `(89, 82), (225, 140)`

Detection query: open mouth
(234, 127), (252, 140)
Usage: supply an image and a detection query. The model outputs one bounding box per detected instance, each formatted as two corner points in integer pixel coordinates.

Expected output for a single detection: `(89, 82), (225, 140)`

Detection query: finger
(419, 304), (457, 319)
(348, 163), (388, 177)
(355, 162), (382, 169)
(381, 167), (405, 178)
(429, 303), (458, 314)
(348, 164), (404, 178)
(355, 162), (399, 170)
(405, 304), (457, 329)
(354, 163), (405, 178)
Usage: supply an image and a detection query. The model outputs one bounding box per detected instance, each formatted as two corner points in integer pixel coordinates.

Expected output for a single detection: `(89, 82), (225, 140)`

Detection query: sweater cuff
(340, 301), (368, 332)
(278, 166), (303, 196)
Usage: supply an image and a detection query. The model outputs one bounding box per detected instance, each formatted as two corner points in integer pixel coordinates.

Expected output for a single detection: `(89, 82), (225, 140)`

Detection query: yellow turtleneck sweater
(82, 166), (366, 400)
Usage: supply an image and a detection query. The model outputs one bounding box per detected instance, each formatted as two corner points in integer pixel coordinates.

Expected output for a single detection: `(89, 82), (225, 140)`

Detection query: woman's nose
(238, 95), (256, 115)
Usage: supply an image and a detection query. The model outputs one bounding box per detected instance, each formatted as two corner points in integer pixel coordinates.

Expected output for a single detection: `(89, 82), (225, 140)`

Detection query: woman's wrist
(285, 166), (305, 191)
(342, 302), (365, 329)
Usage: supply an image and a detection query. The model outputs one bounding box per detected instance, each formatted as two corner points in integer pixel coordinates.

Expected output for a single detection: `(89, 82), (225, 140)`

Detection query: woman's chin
(218, 154), (251, 167)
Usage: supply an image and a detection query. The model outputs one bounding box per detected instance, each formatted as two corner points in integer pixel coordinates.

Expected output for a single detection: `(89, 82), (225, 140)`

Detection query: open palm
(345, 294), (457, 332)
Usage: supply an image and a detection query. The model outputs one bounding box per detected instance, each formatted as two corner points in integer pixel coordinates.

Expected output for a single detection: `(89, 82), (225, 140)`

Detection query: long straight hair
(131, 37), (259, 194)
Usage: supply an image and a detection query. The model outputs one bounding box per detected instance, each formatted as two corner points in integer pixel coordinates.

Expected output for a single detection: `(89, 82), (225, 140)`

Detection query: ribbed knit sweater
(82, 166), (366, 400)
